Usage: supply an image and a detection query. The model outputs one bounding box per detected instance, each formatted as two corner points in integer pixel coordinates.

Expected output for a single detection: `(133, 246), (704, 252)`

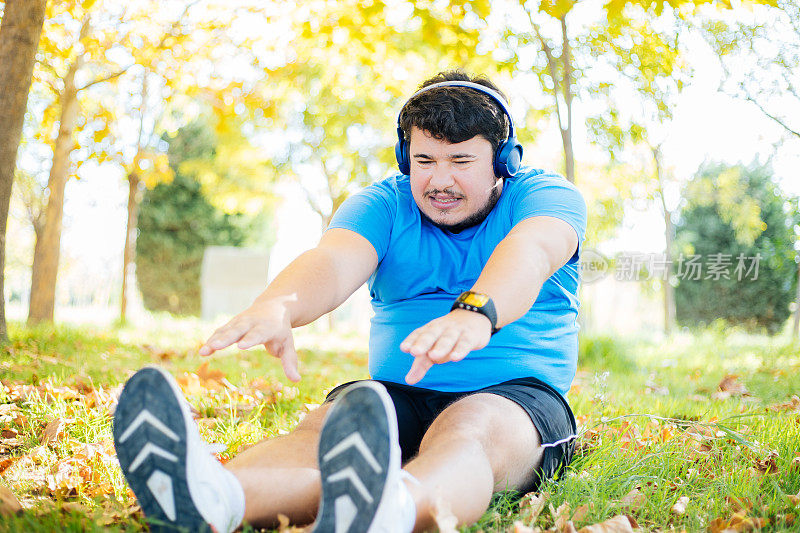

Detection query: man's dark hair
(398, 69), (509, 155)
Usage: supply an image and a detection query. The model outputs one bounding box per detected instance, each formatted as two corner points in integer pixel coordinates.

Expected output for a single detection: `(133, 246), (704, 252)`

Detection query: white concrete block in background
(201, 246), (270, 321)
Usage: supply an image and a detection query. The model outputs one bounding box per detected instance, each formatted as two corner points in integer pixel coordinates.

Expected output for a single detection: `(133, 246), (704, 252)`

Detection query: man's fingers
(427, 329), (461, 362)
(449, 337), (474, 361)
(201, 320), (251, 354)
(279, 336), (301, 383)
(200, 332), (241, 357)
(406, 329), (443, 358)
(198, 344), (214, 357)
(236, 326), (270, 350)
(399, 330), (421, 352)
(266, 336), (301, 382)
(405, 354), (434, 385)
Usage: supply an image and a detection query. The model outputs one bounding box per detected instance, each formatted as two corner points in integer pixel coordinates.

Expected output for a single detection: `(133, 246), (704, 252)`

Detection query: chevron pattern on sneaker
(313, 381), (401, 533)
(113, 367), (212, 533)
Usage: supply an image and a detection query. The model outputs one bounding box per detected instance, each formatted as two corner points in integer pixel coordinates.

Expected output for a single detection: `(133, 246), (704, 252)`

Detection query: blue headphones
(395, 80), (523, 178)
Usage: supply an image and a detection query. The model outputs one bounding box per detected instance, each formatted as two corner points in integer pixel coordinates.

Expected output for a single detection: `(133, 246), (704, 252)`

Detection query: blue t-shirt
(327, 167), (587, 396)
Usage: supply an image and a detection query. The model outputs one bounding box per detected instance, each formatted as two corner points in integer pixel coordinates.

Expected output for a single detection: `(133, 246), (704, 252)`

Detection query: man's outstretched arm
(199, 228), (378, 381)
(401, 215), (579, 384)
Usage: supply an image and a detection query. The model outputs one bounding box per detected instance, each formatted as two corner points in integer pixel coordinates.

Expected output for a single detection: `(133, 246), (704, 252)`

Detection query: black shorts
(325, 376), (576, 493)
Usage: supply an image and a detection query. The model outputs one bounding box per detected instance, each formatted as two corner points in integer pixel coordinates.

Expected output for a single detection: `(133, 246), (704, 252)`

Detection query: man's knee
(420, 394), (537, 449)
(417, 393), (542, 484)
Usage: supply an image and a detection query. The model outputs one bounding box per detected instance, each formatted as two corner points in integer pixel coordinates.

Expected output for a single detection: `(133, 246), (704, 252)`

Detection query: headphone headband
(398, 80), (517, 140)
(394, 80), (523, 178)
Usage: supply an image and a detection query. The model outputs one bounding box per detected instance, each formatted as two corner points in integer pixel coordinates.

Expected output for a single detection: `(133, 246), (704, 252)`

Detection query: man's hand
(399, 309), (492, 385)
(198, 297), (301, 382)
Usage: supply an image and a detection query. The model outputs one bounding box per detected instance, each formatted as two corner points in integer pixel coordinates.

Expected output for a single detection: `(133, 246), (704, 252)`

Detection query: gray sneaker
(313, 381), (416, 533)
(113, 367), (245, 533)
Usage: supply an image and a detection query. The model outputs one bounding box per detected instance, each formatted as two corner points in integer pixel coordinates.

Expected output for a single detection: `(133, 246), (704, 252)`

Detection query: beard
(420, 180), (502, 234)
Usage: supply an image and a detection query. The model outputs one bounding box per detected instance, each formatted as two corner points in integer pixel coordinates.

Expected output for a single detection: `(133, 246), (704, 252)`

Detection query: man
(113, 70), (586, 533)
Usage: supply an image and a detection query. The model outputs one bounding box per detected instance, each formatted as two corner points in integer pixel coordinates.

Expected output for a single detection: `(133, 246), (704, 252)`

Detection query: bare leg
(402, 394), (543, 531)
(225, 403), (332, 528)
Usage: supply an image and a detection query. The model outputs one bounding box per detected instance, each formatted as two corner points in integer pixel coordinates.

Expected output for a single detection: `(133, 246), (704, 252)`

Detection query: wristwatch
(451, 291), (500, 335)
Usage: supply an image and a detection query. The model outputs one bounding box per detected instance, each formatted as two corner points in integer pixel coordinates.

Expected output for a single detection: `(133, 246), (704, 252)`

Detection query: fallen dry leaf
(550, 501), (575, 533)
(0, 484), (22, 516)
(573, 503), (592, 523)
(61, 501), (88, 514)
(96, 498), (142, 526)
(753, 450), (779, 474)
(785, 491), (800, 506)
(196, 361), (225, 384)
(276, 512), (307, 532)
(712, 375), (749, 400)
(513, 520), (542, 533)
(671, 496), (690, 516)
(47, 458), (83, 496)
(577, 515), (634, 533)
(433, 495), (459, 533)
(176, 372), (206, 396)
(71, 378), (94, 395)
(0, 437), (23, 451)
(708, 511), (767, 532)
(767, 395), (800, 413)
(42, 417), (71, 445)
(196, 362), (236, 390)
(519, 492), (548, 522)
(277, 513), (289, 530)
(25, 445), (50, 463)
(4, 380), (81, 404)
(617, 488), (646, 511)
(718, 375), (748, 394)
(0, 457), (20, 475)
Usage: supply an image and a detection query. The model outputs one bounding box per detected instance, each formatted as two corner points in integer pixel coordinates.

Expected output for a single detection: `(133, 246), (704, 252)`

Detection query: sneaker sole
(113, 367), (212, 533)
(314, 381), (400, 533)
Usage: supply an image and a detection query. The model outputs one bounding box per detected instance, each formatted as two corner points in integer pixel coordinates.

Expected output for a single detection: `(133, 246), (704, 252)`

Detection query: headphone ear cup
(395, 140), (410, 175)
(494, 139), (523, 178)
(395, 127), (410, 175)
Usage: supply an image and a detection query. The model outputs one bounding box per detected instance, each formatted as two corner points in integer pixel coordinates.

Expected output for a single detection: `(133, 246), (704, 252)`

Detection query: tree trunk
(0, 0), (48, 340)
(662, 206), (676, 335)
(561, 113), (575, 183)
(120, 72), (149, 323)
(653, 146), (675, 335)
(27, 56), (83, 325)
(560, 15), (575, 184)
(120, 171), (142, 323)
(534, 16), (576, 184)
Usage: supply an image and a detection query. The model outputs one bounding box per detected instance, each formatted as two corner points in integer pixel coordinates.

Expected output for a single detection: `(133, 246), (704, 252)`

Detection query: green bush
(135, 175), (248, 315)
(674, 162), (798, 334)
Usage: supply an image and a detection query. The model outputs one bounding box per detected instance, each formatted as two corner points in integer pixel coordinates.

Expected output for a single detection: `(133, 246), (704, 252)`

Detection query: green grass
(1, 319), (799, 531)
